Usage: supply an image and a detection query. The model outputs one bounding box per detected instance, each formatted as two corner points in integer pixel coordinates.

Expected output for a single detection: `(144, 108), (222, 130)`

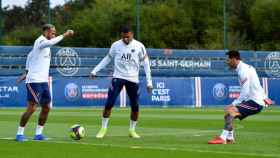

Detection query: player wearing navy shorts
(208, 50), (273, 144)
(90, 25), (153, 138)
(15, 24), (74, 141)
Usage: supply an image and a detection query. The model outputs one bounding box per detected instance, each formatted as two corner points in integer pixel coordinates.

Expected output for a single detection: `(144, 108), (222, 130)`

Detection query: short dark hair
(42, 24), (55, 32)
(120, 25), (132, 33)
(226, 50), (241, 60)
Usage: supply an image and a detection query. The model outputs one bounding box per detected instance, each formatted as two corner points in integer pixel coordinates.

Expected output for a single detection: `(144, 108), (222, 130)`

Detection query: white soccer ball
(70, 124), (85, 140)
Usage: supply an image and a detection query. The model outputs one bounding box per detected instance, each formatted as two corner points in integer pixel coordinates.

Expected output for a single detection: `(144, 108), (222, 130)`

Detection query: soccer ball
(69, 124), (85, 140)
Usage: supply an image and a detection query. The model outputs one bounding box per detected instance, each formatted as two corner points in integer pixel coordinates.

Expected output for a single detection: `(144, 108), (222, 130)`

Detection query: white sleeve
(232, 71), (250, 105)
(91, 55), (112, 75)
(143, 55), (153, 87)
(139, 45), (147, 61)
(38, 35), (64, 49)
(25, 54), (30, 70)
(107, 43), (115, 58)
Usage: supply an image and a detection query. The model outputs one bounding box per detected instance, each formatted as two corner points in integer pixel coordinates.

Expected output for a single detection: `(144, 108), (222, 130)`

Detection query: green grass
(0, 107), (279, 158)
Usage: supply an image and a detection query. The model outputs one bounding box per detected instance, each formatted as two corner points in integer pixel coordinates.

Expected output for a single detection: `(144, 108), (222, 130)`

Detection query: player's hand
(16, 73), (27, 85)
(89, 73), (96, 80)
(63, 29), (74, 37)
(147, 85), (153, 94)
(264, 98), (274, 106)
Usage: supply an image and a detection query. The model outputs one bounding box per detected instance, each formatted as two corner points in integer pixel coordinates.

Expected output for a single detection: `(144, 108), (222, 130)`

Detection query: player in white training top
(208, 50), (273, 144)
(15, 24), (74, 141)
(90, 25), (153, 138)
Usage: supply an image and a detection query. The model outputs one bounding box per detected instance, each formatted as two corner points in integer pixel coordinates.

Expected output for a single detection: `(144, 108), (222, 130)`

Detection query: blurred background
(0, 0), (279, 50)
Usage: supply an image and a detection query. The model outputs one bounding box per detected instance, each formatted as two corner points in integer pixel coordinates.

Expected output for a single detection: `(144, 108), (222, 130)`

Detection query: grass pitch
(0, 107), (279, 158)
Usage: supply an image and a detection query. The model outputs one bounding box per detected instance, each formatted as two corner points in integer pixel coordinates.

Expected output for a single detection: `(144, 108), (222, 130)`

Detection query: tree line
(2, 0), (279, 50)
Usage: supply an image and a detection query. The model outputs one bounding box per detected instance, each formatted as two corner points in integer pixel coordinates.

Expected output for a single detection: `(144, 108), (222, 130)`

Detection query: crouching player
(208, 50), (273, 144)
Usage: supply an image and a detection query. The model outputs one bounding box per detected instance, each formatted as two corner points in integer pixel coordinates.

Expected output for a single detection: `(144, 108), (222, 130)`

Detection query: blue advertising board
(267, 78), (280, 105)
(200, 77), (274, 106)
(0, 76), (278, 107)
(200, 77), (240, 106)
(52, 77), (113, 107)
(52, 77), (195, 107)
(138, 77), (195, 107)
(0, 77), (27, 107)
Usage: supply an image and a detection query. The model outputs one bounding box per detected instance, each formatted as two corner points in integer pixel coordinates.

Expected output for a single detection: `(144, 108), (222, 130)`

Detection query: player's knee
(224, 105), (234, 113)
(224, 107), (230, 114)
(40, 99), (51, 106)
(30, 108), (36, 114)
(27, 106), (36, 114)
(28, 100), (37, 106)
(105, 104), (113, 111)
(42, 106), (50, 113)
(226, 108), (239, 118)
(131, 105), (139, 112)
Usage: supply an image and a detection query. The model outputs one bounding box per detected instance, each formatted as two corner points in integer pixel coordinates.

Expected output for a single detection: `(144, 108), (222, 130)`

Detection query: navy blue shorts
(26, 83), (51, 105)
(105, 78), (140, 112)
(236, 100), (263, 120)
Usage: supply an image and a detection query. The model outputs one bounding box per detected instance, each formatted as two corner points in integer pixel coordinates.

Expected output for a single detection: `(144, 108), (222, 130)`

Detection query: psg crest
(64, 83), (80, 101)
(265, 52), (280, 77)
(212, 83), (227, 100)
(54, 48), (81, 76)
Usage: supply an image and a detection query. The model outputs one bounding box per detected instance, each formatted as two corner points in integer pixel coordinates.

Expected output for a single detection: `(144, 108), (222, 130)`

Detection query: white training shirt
(25, 53), (31, 71)
(92, 39), (152, 85)
(26, 35), (64, 83)
(232, 61), (267, 106)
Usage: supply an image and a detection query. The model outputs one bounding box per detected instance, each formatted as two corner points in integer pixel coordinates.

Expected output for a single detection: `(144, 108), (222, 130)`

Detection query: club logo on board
(213, 83), (227, 100)
(55, 48), (81, 76)
(265, 52), (280, 77)
(64, 83), (80, 101)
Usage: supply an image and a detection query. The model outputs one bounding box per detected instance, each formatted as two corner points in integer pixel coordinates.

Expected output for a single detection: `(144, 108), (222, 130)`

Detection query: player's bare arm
(16, 70), (28, 84)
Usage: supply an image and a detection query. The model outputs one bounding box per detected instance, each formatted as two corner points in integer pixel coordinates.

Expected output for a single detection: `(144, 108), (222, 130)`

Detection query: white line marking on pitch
(1, 137), (279, 158)
(0, 137), (14, 140)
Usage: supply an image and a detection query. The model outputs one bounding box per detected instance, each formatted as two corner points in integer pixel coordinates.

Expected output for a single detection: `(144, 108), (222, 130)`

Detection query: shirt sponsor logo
(55, 48), (81, 76)
(121, 53), (132, 61)
(213, 83), (227, 100)
(265, 51), (280, 77)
